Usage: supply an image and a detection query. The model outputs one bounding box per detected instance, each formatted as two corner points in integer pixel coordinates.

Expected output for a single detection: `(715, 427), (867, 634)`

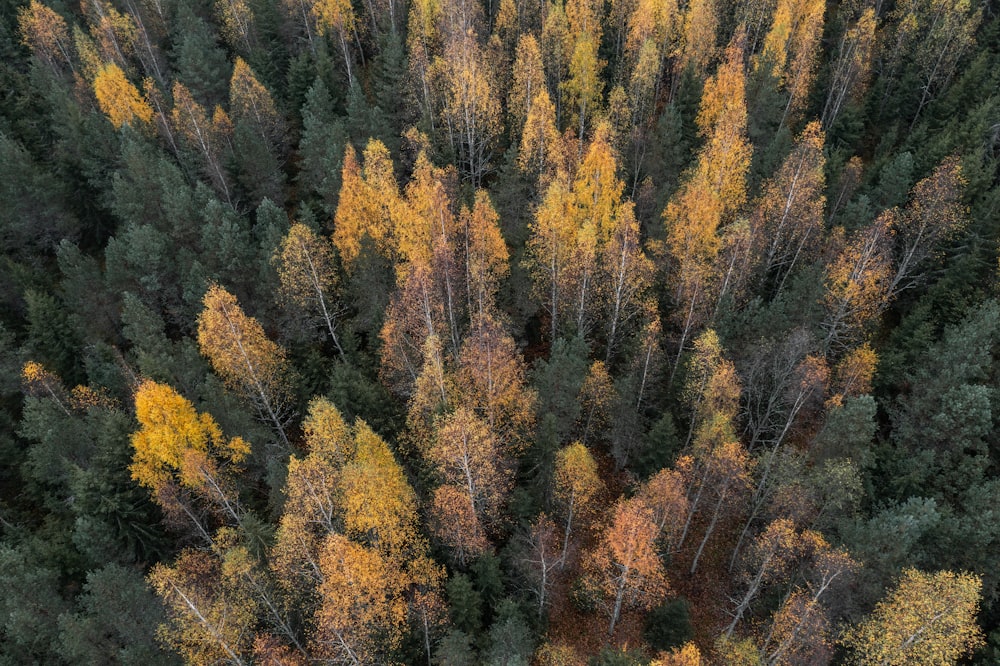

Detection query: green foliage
(57, 564), (177, 665)
(644, 598), (693, 652)
(484, 599), (534, 665)
(0, 543), (71, 664)
(435, 629), (478, 665)
(297, 78), (348, 214)
(1, 0), (999, 660)
(448, 573), (483, 635)
(23, 288), (82, 384)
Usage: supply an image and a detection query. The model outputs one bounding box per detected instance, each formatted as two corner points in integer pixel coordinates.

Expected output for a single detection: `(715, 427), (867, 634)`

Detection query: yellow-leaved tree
(553, 441), (602, 565)
(842, 569), (984, 665)
(663, 30), (751, 380)
(130, 380), (250, 540)
(197, 283), (292, 447)
(93, 61), (153, 128)
(274, 222), (346, 359)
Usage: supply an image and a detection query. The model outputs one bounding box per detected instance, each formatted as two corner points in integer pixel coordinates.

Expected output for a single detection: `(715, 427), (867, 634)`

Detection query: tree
(509, 34), (547, 133)
(130, 380), (250, 538)
(762, 546), (857, 666)
(456, 311), (536, 453)
(274, 223), (346, 358)
(519, 88), (563, 183)
(682, 437), (752, 574)
(578, 361), (615, 444)
(94, 62), (153, 128)
(438, 33), (502, 185)
(333, 140), (402, 271)
(740, 121), (826, 302)
(17, 0), (75, 73)
(561, 31), (603, 141)
(460, 191), (509, 321)
(820, 8), (876, 128)
(427, 407), (511, 550)
(624, 0), (677, 80)
(81, 0), (138, 74)
(821, 215), (894, 355)
(758, 0), (825, 124)
(663, 31), (750, 377)
(340, 420), (422, 563)
(518, 514), (562, 618)
(889, 155), (967, 296)
(651, 643), (703, 666)
(149, 549), (257, 666)
(541, 0), (572, 122)
(675, 0), (716, 81)
(724, 518), (800, 637)
(215, 0), (256, 54)
(600, 201), (653, 361)
(431, 484), (490, 565)
(526, 123), (643, 345)
(888, 0), (981, 128)
(229, 58), (284, 150)
(271, 399), (350, 604)
(841, 569), (984, 665)
(313, 0), (358, 84)
(381, 258), (446, 395)
(196, 284), (292, 446)
(636, 467), (688, 551)
(582, 497), (669, 635)
(553, 441), (602, 563)
(313, 534), (407, 664)
(526, 176), (578, 340)
(171, 82), (233, 203)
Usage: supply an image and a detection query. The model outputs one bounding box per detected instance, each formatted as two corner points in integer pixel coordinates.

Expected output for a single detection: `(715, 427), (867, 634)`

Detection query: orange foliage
(581, 497), (669, 635)
(313, 534), (407, 663)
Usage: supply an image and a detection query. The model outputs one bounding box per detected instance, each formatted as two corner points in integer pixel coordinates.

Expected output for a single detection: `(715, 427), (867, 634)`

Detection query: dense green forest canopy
(1, 0), (1000, 660)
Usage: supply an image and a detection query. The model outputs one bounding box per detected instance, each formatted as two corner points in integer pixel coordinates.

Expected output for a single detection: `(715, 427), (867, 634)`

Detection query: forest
(0, 0), (999, 659)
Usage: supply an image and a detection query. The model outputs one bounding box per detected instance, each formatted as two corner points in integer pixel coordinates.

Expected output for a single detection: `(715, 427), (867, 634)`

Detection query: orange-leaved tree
(427, 406), (512, 562)
(581, 496), (669, 635)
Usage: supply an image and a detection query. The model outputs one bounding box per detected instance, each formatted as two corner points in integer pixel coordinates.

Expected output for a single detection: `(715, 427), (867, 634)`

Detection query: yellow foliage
(651, 642), (703, 666)
(519, 87), (562, 180)
(509, 34), (546, 129)
(314, 534), (408, 663)
(150, 549), (258, 665)
(229, 57), (282, 142)
(677, 0), (717, 79)
(94, 61), (153, 128)
(129, 380), (248, 493)
(17, 0), (73, 71)
(554, 441), (603, 524)
(312, 0), (355, 36)
(340, 420), (421, 562)
(196, 284), (290, 428)
(842, 569), (984, 665)
(333, 140), (402, 271)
